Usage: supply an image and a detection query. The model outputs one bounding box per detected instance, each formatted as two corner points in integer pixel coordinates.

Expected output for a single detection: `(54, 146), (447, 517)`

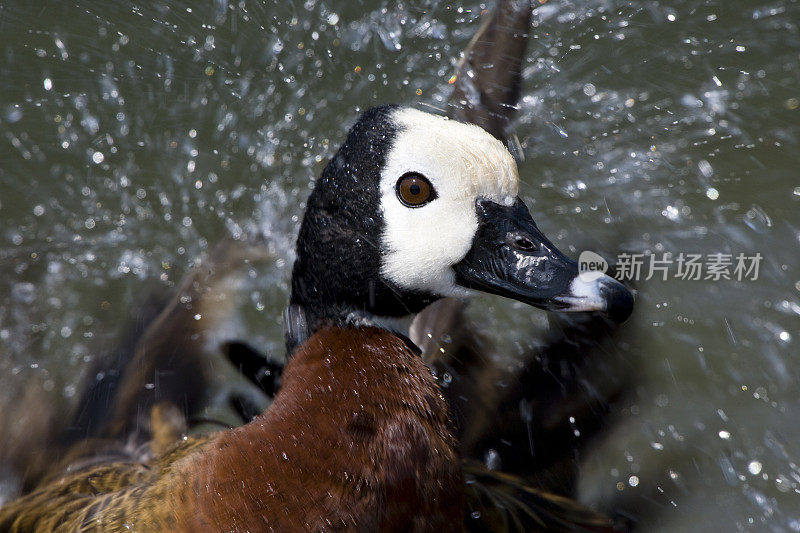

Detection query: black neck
(287, 104), (438, 351)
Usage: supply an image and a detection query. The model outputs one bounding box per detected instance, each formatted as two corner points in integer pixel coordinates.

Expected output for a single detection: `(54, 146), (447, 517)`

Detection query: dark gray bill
(452, 197), (634, 323)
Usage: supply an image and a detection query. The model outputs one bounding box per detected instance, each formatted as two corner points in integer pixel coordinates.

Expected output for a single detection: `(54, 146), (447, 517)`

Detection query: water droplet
(484, 449), (500, 470)
(92, 151), (104, 164)
(744, 205), (772, 233)
(5, 105), (22, 123)
(698, 159), (713, 178)
(12, 282), (35, 304)
(706, 187), (719, 200)
(748, 461), (763, 475)
(43, 78), (52, 91)
(662, 205), (680, 221)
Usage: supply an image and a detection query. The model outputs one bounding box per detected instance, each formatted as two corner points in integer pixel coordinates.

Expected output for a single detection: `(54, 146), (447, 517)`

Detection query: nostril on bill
(506, 232), (537, 252)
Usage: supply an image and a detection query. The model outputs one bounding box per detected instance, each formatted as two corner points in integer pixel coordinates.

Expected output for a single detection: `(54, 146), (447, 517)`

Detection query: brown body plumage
(0, 326), (463, 531)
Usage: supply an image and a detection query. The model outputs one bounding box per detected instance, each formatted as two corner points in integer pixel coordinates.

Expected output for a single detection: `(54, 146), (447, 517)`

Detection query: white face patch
(379, 107), (520, 297)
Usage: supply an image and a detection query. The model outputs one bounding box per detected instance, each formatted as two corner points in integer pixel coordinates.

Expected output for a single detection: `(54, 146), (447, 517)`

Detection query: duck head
(289, 105), (633, 342)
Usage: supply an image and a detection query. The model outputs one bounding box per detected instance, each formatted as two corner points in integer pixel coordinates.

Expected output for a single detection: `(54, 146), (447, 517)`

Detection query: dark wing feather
(463, 460), (619, 533)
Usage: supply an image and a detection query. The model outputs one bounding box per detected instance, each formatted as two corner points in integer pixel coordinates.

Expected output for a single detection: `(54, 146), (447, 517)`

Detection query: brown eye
(396, 173), (436, 207)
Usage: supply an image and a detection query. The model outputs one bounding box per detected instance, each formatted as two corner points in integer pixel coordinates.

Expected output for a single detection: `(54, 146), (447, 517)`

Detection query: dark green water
(1, 0), (799, 530)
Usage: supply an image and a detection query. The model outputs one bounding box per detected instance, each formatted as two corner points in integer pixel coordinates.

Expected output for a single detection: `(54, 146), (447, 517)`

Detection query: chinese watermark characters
(579, 251), (763, 282)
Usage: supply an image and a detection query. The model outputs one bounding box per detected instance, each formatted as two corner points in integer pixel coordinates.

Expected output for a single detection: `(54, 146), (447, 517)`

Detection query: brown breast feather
(0, 326), (463, 532)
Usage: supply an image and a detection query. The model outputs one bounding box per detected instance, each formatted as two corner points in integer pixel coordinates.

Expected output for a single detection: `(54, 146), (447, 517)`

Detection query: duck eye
(396, 173), (436, 208)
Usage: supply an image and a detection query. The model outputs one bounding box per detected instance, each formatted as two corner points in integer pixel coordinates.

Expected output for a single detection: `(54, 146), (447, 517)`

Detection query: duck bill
(452, 198), (634, 324)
